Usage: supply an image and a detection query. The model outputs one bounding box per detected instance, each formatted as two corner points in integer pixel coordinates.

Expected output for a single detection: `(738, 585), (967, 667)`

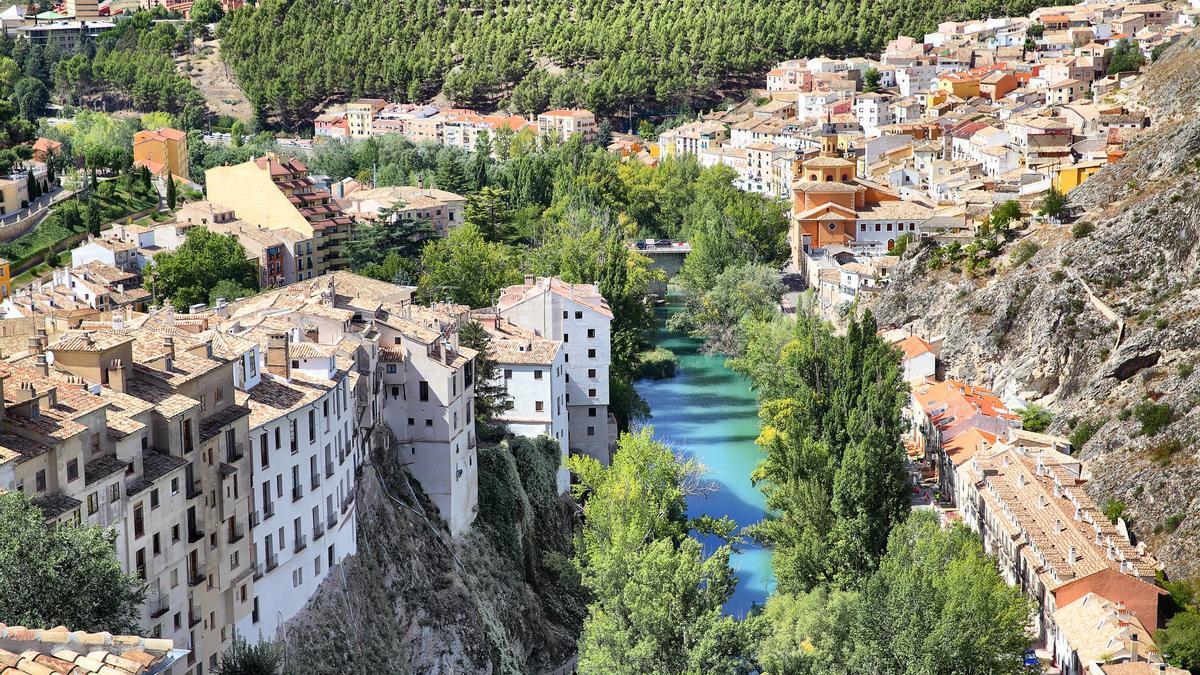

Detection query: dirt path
(178, 37), (253, 122)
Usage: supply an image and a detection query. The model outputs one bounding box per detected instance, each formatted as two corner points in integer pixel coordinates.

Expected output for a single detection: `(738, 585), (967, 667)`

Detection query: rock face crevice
(872, 31), (1200, 579)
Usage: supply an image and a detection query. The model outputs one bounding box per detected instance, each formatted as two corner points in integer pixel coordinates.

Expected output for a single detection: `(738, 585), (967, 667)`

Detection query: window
(134, 503), (144, 538)
(588, 407), (597, 417)
(171, 525), (180, 542)
(535, 401), (544, 412)
(534, 370), (543, 380)
(562, 311), (568, 319)
(274, 427), (281, 449)
(424, 419), (433, 427)
(260, 433), (270, 469)
(314, 556), (322, 576)
(172, 477), (179, 494)
(407, 417), (415, 426)
(563, 333), (569, 343)
(308, 410), (316, 442)
(587, 426), (595, 436)
(503, 369), (512, 379)
(153, 533), (161, 556)
(87, 492), (98, 515)
(67, 459), (78, 482)
(150, 489), (160, 510)
(588, 388), (597, 397)
(35, 470), (46, 492)
(418, 381), (429, 402)
(386, 364), (397, 374)
(587, 328), (595, 339)
(575, 311), (583, 319)
(391, 385), (400, 399)
(588, 368), (596, 379)
(587, 349), (596, 358)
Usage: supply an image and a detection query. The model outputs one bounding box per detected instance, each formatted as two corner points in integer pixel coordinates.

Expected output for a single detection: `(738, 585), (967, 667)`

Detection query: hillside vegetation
(219, 0), (1069, 126)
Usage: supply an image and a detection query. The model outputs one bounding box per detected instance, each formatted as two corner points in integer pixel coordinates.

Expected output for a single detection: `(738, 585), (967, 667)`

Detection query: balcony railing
(228, 522), (245, 544)
(226, 442), (245, 463)
(185, 481), (203, 500)
(326, 511), (338, 530)
(310, 474), (320, 491)
(263, 502), (275, 520)
(294, 534), (307, 553)
(187, 526), (205, 544)
(188, 604), (201, 627)
(148, 592), (169, 619)
(313, 521), (325, 540)
(325, 462), (334, 479)
(341, 493), (354, 514)
(188, 570), (206, 587)
(292, 484), (303, 502)
(249, 511), (260, 529)
(252, 563), (265, 580)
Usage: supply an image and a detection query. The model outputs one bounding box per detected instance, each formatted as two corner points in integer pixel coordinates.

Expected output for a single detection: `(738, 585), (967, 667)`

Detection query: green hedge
(636, 347), (678, 380)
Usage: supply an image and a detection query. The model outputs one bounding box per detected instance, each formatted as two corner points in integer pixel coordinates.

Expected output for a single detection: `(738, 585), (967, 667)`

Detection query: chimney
(1130, 633), (1139, 662)
(266, 332), (291, 380)
(162, 336), (175, 360)
(1054, 519), (1063, 534)
(36, 327), (47, 351)
(112, 311), (125, 331)
(108, 358), (126, 393)
(215, 298), (229, 319)
(26, 336), (39, 355)
(1067, 545), (1077, 565)
(34, 353), (48, 377)
(524, 274), (535, 286)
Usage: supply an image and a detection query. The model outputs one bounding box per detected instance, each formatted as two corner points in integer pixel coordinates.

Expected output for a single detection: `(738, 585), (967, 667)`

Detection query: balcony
(187, 526), (205, 544)
(292, 484), (303, 502)
(326, 511), (338, 530)
(185, 481), (203, 500)
(252, 563), (265, 580)
(313, 521), (325, 541)
(226, 442), (245, 463)
(228, 522), (245, 545)
(188, 604), (201, 627)
(263, 502), (275, 521)
(341, 493), (354, 514)
(148, 593), (169, 619)
(293, 534), (307, 553)
(325, 462), (334, 479)
(310, 474), (320, 491)
(249, 510), (260, 529)
(188, 570), (206, 587)
(265, 552), (279, 572)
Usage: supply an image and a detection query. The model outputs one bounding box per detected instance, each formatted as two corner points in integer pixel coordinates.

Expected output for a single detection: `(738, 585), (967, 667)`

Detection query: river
(634, 300), (774, 616)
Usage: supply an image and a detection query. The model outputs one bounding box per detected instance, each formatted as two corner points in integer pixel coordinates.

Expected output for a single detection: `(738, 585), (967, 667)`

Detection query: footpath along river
(634, 299), (774, 616)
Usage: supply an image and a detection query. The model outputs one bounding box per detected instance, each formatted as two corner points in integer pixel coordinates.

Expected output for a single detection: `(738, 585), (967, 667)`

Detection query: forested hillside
(219, 0), (1070, 126)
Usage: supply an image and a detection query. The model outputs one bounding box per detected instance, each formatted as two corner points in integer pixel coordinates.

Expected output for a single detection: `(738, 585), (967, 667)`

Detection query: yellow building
(1052, 160), (1106, 193)
(133, 127), (189, 181)
(0, 173), (30, 216)
(206, 153), (354, 280)
(935, 72), (982, 99)
(0, 257), (10, 298)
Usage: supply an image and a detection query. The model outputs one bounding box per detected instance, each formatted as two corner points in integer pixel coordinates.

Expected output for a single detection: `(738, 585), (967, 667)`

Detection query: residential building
(71, 236), (139, 273)
(12, 20), (114, 48)
(893, 334), (937, 382)
(334, 182), (466, 236)
(1047, 79), (1088, 105)
(911, 376), (1020, 486)
(497, 276), (614, 464)
(31, 137), (62, 163)
(134, 128), (189, 181)
(473, 312), (571, 493)
(0, 257), (9, 299)
(344, 98), (387, 138)
(205, 154), (354, 281)
(537, 109), (598, 142)
(658, 120), (729, 158)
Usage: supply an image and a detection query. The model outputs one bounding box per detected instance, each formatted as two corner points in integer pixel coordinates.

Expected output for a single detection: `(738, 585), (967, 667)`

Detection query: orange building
(133, 127), (189, 181)
(790, 126), (903, 264)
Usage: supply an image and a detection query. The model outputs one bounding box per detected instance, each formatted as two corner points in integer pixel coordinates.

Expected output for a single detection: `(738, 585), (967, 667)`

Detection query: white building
(853, 93), (894, 137)
(498, 276), (614, 464)
(896, 62), (940, 96)
(70, 235), (138, 273)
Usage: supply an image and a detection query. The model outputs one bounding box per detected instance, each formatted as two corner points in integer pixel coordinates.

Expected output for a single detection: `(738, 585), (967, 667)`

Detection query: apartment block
(205, 154), (354, 281)
(134, 128), (189, 182)
(497, 276), (614, 464)
(536, 109), (598, 142)
(333, 182), (466, 237)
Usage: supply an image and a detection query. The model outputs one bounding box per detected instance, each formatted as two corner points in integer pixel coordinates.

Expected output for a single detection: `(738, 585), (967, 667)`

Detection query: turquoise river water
(634, 300), (774, 616)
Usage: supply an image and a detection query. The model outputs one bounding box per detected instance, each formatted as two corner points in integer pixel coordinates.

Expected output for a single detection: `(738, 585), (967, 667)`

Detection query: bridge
(631, 240), (691, 297)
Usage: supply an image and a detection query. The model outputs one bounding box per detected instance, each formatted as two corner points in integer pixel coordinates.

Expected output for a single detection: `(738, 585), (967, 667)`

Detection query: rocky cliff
(278, 439), (585, 674)
(873, 32), (1200, 579)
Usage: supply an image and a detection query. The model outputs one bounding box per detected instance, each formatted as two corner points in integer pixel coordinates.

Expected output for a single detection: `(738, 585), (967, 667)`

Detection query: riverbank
(634, 300), (773, 616)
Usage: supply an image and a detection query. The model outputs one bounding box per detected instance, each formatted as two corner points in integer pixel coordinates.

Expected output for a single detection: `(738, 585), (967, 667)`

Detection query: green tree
(190, 0), (225, 24)
(862, 67), (881, 93)
(1019, 404), (1053, 432)
(13, 76), (48, 122)
(1106, 38), (1146, 74)
(1160, 610), (1200, 672)
(344, 209), (432, 271)
(418, 221), (520, 307)
(569, 429), (745, 675)
(213, 635), (283, 675)
(208, 278), (254, 305)
(1038, 187), (1067, 219)
(166, 175), (177, 209)
(85, 198), (102, 236)
(464, 186), (516, 243)
(595, 119), (613, 147)
(149, 227), (259, 309)
(458, 320), (511, 435)
(668, 262), (785, 354)
(434, 148), (469, 194)
(0, 492), (146, 633)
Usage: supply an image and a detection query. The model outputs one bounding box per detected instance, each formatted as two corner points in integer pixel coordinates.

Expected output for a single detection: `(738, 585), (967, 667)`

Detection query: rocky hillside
(873, 31), (1200, 580)
(280, 439), (585, 674)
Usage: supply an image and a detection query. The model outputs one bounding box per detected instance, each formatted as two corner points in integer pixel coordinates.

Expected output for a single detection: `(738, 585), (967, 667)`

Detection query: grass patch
(636, 347), (678, 380)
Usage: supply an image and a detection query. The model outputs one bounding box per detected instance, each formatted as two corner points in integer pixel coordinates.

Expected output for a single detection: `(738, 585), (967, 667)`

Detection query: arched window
(825, 175), (833, 182)
(810, 174), (818, 181)
(841, 173), (849, 181)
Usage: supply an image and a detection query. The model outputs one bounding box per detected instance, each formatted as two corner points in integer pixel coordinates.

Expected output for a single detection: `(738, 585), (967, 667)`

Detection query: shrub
(1020, 404), (1053, 433)
(1069, 418), (1104, 450)
(1011, 240), (1040, 266)
(1156, 318), (1169, 330)
(1104, 499), (1126, 524)
(1165, 514), (1185, 533)
(1072, 221), (1095, 238)
(1150, 438), (1184, 466)
(1051, 270), (1066, 282)
(1133, 400), (1173, 436)
(1179, 363), (1194, 379)
(636, 347), (678, 380)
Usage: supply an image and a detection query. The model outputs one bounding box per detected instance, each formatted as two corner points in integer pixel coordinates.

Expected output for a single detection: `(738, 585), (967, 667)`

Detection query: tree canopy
(149, 227), (259, 310)
(0, 492), (146, 633)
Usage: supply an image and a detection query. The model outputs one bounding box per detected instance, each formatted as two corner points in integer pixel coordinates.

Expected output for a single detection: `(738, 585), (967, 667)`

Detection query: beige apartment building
(345, 98), (386, 138)
(537, 109), (598, 142)
(206, 155), (354, 281)
(334, 182), (466, 237)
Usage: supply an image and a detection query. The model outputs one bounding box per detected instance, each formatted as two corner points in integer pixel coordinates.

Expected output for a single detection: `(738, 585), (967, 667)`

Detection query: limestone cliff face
(872, 32), (1200, 579)
(279, 446), (583, 674)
